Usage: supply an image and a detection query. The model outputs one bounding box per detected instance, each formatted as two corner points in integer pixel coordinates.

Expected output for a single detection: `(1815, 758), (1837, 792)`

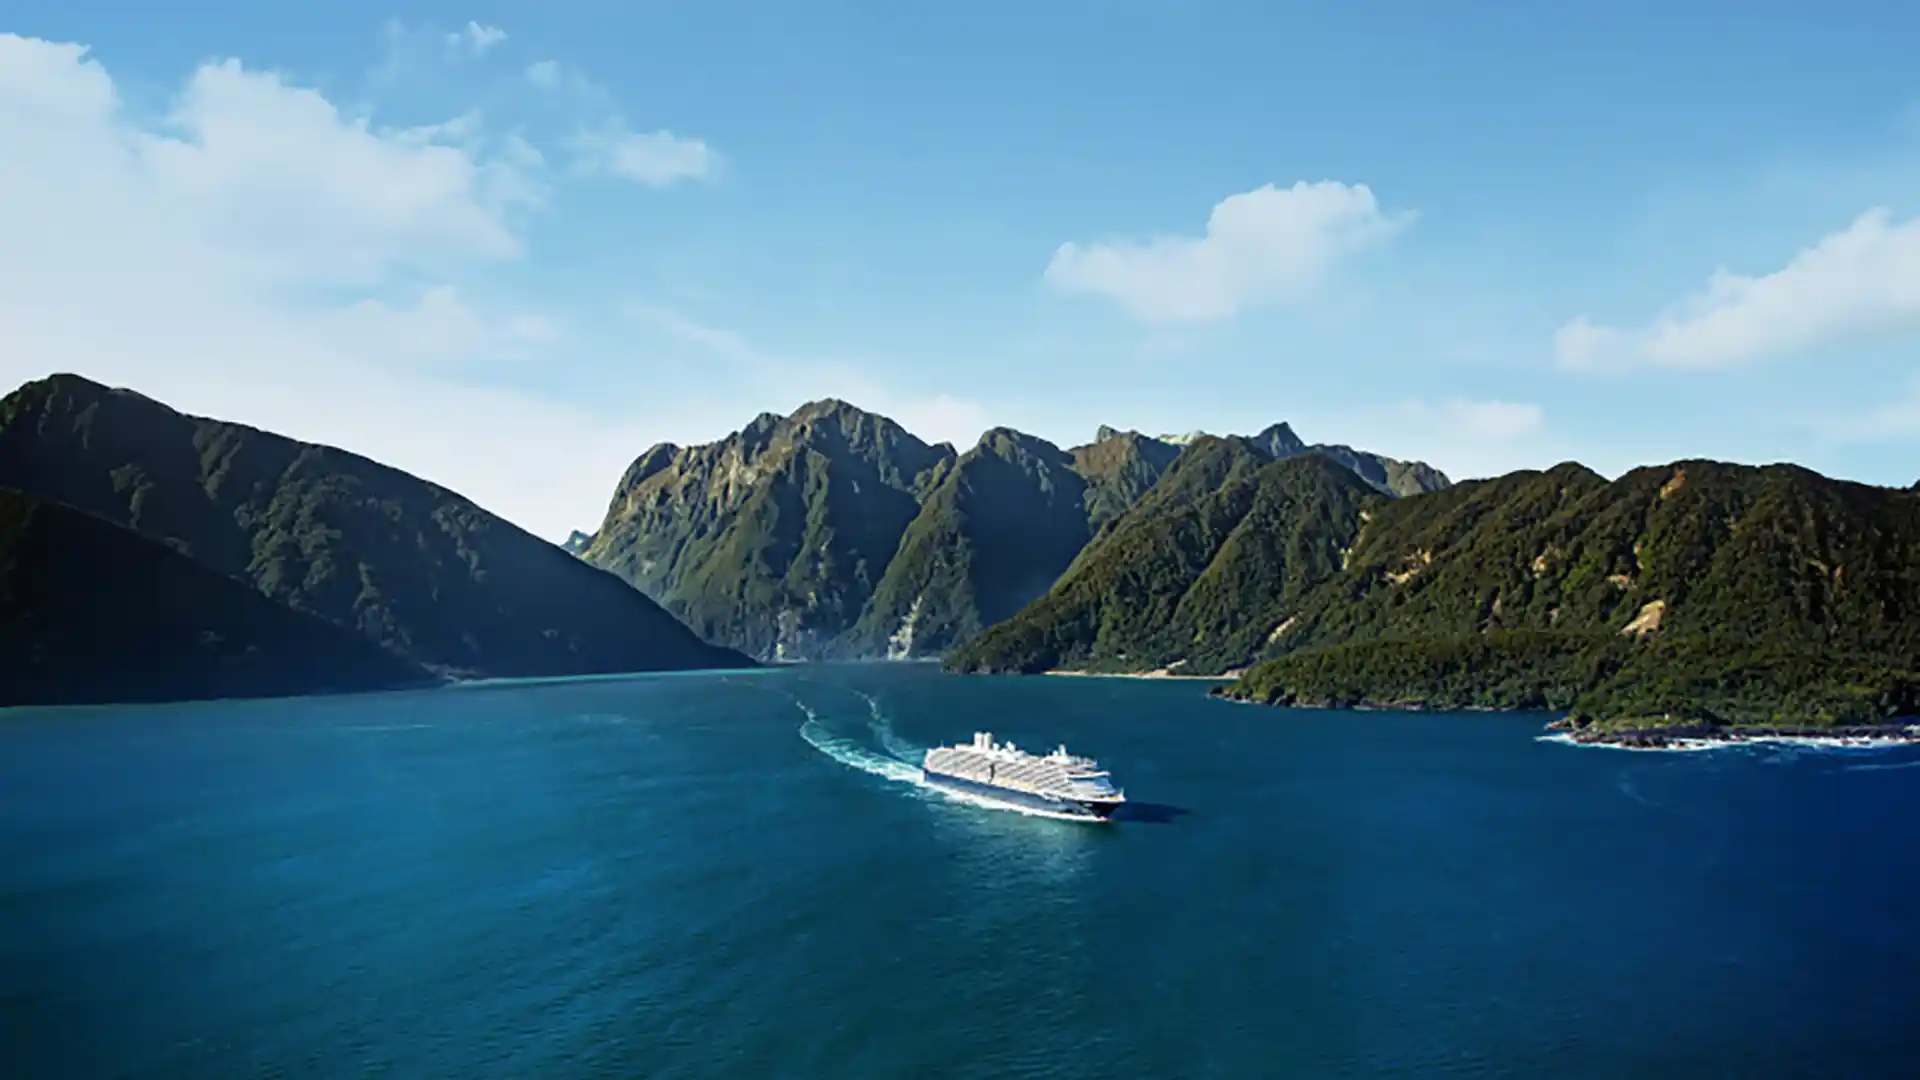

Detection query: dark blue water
(4, 664), (1918, 1079)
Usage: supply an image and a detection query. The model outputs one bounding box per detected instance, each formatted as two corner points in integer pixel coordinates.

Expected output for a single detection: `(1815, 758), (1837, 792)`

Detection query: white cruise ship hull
(920, 764), (1122, 820)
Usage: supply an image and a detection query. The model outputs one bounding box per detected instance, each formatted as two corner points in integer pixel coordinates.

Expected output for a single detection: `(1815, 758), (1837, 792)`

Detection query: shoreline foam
(1043, 668), (1238, 681)
(1537, 730), (1920, 754)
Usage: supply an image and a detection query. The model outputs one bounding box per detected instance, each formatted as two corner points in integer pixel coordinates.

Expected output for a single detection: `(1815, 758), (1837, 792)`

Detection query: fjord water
(4, 666), (1917, 1079)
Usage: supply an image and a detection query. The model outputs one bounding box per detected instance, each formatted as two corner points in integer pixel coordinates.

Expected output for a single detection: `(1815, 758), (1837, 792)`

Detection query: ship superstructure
(921, 732), (1126, 819)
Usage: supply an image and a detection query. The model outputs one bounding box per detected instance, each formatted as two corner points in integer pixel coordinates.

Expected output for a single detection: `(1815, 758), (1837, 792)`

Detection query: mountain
(847, 428), (1097, 658)
(1239, 460), (1920, 661)
(584, 399), (955, 660)
(0, 374), (750, 682)
(955, 450), (1917, 729)
(562, 530), (595, 556)
(1, 487), (437, 707)
(1305, 442), (1451, 498)
(1073, 428), (1192, 533)
(583, 402), (1440, 661)
(1112, 422), (1447, 498)
(944, 439), (1379, 675)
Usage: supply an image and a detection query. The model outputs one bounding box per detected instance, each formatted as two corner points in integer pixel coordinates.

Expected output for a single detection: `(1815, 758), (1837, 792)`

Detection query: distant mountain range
(9, 370), (1911, 732)
(0, 374), (750, 707)
(578, 400), (1449, 661)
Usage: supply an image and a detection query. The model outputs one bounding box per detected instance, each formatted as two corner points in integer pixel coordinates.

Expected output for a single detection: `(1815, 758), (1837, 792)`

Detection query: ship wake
(796, 698), (922, 785)
(792, 688), (1106, 822)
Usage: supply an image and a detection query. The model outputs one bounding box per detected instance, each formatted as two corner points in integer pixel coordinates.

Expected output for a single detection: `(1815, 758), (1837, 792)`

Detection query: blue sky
(3, 2), (1918, 537)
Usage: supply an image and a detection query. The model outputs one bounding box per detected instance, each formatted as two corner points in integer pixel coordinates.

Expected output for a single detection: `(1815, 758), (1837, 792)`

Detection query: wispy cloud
(1807, 375), (1920, 442)
(447, 21), (508, 57)
(1556, 207), (1920, 372)
(522, 59), (605, 100)
(525, 59), (562, 89)
(1044, 181), (1412, 323)
(519, 60), (720, 187)
(630, 304), (757, 360)
(1309, 396), (1553, 484)
(569, 122), (717, 187)
(626, 304), (988, 447)
(1394, 398), (1546, 442)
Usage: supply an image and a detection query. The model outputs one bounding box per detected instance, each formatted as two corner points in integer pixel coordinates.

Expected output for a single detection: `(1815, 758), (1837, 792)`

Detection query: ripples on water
(2, 664), (1918, 1079)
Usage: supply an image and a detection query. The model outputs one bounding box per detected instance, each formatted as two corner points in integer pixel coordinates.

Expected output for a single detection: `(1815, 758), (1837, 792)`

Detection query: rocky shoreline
(1047, 668), (1240, 681)
(1204, 686), (1468, 711)
(1542, 716), (1920, 749)
(1205, 686), (1920, 748)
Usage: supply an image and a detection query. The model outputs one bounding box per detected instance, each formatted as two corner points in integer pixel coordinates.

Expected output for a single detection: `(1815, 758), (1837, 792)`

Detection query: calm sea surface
(3, 663), (1917, 1079)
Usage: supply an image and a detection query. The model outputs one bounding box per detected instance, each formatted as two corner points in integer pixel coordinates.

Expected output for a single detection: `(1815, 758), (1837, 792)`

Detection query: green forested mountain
(847, 428), (1097, 658)
(1252, 460), (1920, 657)
(0, 374), (750, 684)
(1074, 427), (1183, 533)
(583, 404), (1446, 661)
(944, 441), (1380, 675)
(944, 440), (1920, 727)
(1, 487), (437, 707)
(1220, 460), (1920, 726)
(1089, 423), (1449, 501)
(583, 399), (957, 660)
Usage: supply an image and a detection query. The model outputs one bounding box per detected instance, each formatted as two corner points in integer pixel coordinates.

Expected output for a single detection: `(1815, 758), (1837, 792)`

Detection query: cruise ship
(921, 732), (1126, 820)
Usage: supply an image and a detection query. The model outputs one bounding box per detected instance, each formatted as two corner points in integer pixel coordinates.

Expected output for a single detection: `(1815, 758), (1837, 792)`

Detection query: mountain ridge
(939, 436), (1920, 728)
(0, 373), (752, 687)
(581, 401), (1450, 661)
(943, 440), (1382, 675)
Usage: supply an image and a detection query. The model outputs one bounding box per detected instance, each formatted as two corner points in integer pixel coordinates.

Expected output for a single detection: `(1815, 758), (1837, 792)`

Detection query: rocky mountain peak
(1251, 422), (1307, 458)
(975, 427), (1066, 461)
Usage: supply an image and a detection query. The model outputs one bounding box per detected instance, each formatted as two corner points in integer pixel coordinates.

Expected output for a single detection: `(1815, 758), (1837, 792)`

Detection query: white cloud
(569, 121), (717, 186)
(447, 22), (508, 57)
(0, 32), (727, 539)
(1556, 207), (1920, 372)
(147, 61), (537, 284)
(1044, 181), (1412, 323)
(0, 36), (537, 291)
(525, 59), (561, 89)
(1396, 398), (1546, 442)
(517, 60), (713, 188)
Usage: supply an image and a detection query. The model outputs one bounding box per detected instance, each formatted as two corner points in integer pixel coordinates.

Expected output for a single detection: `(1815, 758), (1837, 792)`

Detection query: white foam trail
(851, 688), (924, 763)
(796, 703), (922, 784)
